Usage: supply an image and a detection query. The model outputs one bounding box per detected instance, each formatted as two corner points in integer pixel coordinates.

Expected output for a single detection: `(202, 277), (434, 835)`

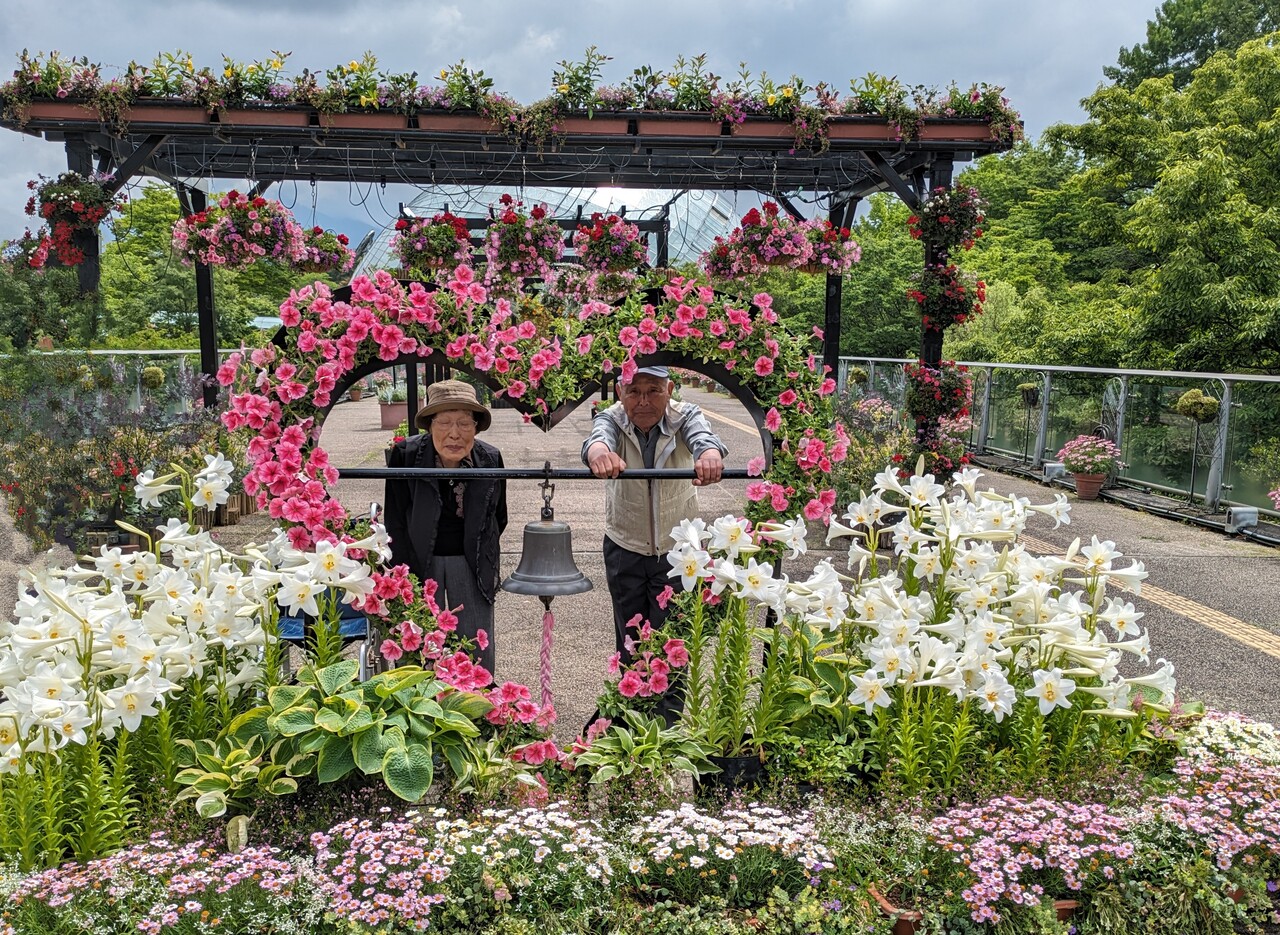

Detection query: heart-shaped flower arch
(218, 267), (849, 549)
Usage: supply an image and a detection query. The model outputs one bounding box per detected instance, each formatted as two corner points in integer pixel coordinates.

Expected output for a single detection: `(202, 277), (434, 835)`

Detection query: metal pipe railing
(339, 466), (754, 481)
(839, 355), (1280, 517)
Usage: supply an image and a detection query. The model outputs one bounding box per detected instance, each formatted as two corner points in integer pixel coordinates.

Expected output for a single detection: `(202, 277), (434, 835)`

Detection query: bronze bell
(501, 470), (593, 598)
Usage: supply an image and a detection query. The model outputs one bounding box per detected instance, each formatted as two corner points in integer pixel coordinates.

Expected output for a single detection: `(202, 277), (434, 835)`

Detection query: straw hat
(413, 379), (492, 432)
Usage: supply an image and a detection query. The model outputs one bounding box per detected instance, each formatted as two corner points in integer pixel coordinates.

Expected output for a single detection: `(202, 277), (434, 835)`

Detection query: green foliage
(572, 711), (715, 787)
(1050, 35), (1280, 372)
(0, 251), (101, 349)
(101, 184), (335, 346)
(1106, 0), (1280, 88)
(176, 661), (501, 815)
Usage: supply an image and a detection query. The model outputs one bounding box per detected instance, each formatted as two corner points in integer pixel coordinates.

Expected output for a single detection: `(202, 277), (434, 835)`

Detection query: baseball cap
(635, 366), (670, 379)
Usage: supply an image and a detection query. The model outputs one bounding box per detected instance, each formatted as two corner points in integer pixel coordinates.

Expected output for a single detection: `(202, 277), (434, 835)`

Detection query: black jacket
(384, 434), (508, 603)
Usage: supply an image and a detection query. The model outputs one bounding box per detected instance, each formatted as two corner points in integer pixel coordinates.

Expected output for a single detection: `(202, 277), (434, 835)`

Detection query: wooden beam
(103, 135), (169, 194)
(864, 150), (922, 210)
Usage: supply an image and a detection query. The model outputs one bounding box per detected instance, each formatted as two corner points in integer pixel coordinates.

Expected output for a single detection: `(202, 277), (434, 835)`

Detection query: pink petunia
(617, 671), (644, 698)
(380, 639), (404, 662)
(754, 356), (774, 377)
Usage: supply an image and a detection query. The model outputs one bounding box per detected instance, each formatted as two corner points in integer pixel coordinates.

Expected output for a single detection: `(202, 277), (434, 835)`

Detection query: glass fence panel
(1043, 373), (1113, 465)
(1222, 380), (1280, 510)
(0, 351), (219, 552)
(1116, 378), (1217, 498)
(984, 368), (1042, 461)
(839, 359), (1280, 514)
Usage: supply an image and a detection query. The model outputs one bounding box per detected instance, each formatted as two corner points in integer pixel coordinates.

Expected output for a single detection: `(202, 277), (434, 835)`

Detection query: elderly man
(583, 366), (727, 658)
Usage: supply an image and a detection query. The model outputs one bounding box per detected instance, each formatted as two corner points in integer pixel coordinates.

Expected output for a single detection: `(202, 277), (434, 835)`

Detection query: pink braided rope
(540, 609), (554, 708)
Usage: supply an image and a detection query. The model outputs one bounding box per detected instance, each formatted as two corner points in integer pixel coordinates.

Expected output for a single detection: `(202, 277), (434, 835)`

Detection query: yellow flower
(347, 60), (360, 73)
(782, 86), (793, 98)
(667, 75), (679, 88)
(557, 83), (570, 94)
(246, 63), (257, 73)
(358, 93), (377, 108)
(440, 69), (449, 80)
(269, 59), (283, 70)
(223, 67), (233, 79)
(766, 93), (777, 106)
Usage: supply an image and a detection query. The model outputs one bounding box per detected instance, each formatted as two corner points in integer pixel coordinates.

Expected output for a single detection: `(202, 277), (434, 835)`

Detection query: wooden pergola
(4, 103), (1014, 403)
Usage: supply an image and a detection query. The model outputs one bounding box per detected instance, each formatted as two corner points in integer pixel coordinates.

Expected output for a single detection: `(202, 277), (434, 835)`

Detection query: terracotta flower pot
(917, 119), (996, 141)
(348, 385), (364, 402)
(380, 401), (409, 430)
(730, 117), (797, 139)
(413, 111), (501, 133)
(219, 107), (311, 128)
(555, 114), (630, 135)
(322, 111), (408, 130)
(1073, 472), (1106, 500)
(827, 117), (898, 140)
(24, 100), (95, 121)
(121, 101), (211, 124)
(635, 114), (724, 137)
(867, 885), (924, 935)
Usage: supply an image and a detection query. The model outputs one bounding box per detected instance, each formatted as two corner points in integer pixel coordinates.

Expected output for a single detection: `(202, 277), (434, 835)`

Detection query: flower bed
(2, 433), (1279, 932)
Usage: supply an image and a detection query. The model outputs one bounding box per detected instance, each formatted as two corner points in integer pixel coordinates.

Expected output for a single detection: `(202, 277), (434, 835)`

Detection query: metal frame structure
(4, 105), (1013, 405)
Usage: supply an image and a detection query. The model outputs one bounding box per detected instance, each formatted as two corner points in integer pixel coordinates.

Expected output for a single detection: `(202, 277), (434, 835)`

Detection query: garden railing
(839, 356), (1280, 516)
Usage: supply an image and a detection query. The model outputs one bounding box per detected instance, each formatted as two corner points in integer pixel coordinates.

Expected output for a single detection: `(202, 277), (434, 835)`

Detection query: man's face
(620, 376), (673, 431)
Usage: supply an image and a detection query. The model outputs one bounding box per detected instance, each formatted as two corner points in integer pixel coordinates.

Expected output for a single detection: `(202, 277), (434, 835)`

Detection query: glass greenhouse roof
(353, 185), (737, 276)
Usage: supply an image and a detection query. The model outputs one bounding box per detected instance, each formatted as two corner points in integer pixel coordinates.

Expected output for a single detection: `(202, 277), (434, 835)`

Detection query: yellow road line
(1019, 534), (1280, 661)
(700, 407), (758, 436)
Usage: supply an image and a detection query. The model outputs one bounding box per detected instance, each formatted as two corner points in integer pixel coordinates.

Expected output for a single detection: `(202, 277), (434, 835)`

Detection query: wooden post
(187, 188), (220, 409)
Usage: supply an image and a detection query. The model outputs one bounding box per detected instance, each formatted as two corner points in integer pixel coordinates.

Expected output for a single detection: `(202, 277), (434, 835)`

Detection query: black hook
(540, 460), (555, 521)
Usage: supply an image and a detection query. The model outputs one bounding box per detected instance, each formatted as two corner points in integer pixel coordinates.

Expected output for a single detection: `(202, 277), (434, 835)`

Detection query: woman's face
(431, 409), (477, 468)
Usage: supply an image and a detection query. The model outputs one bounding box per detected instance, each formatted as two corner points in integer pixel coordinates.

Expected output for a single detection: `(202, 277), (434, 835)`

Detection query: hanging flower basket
(392, 211), (471, 275)
(571, 212), (647, 273)
(907, 185), (986, 251)
(797, 218), (861, 275)
(483, 194), (564, 283)
(23, 170), (126, 267)
(298, 226), (355, 275)
(698, 201), (813, 280)
(171, 191), (307, 270)
(907, 263), (986, 331)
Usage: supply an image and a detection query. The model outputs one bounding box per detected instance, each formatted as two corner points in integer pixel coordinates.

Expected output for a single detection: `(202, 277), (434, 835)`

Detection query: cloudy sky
(0, 0), (1156, 240)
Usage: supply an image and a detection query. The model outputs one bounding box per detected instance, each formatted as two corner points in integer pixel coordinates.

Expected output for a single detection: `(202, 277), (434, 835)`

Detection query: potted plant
(391, 211), (471, 276)
(482, 194), (564, 285)
(377, 381), (408, 429)
(1056, 434), (1121, 500)
(1017, 382), (1040, 408)
(796, 217), (861, 275)
(347, 381), (364, 402)
(571, 212), (647, 273)
(24, 170), (126, 266)
(663, 516), (819, 791)
(171, 191), (307, 270)
(298, 226), (355, 276)
(906, 263), (986, 332)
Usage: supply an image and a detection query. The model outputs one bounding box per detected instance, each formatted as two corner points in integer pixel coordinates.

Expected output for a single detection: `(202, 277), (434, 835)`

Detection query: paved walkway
(226, 388), (1280, 735)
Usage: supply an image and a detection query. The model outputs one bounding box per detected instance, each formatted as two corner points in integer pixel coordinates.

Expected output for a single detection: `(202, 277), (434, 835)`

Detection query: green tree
(1107, 0), (1280, 88)
(1059, 34), (1280, 372)
(839, 194), (924, 357)
(100, 184), (340, 347)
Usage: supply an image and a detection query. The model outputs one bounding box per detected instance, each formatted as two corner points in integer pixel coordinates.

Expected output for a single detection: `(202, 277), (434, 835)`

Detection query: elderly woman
(384, 379), (507, 674)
